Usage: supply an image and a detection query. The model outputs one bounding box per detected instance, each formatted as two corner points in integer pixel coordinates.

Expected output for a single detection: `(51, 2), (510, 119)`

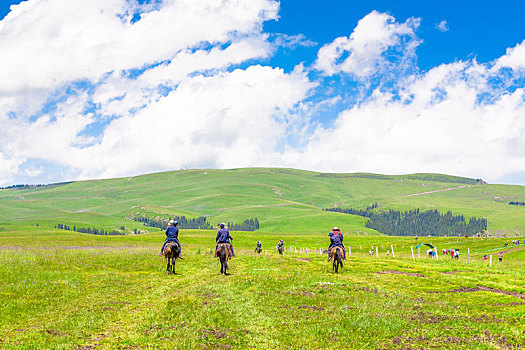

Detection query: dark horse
(164, 242), (181, 275)
(217, 243), (230, 275)
(255, 246), (262, 254)
(277, 245), (284, 255)
(330, 247), (343, 273)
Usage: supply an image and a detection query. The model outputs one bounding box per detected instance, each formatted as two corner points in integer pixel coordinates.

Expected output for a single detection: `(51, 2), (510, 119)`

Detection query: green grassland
(1, 229), (524, 349)
(1, 168), (525, 349)
(1, 168), (525, 235)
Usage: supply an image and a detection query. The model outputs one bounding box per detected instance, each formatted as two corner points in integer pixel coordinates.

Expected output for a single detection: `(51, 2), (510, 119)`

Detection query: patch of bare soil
(297, 258), (311, 261)
(297, 305), (324, 311)
(1, 245), (139, 251)
(386, 329), (522, 349)
(44, 329), (66, 336)
(500, 245), (525, 255)
(427, 286), (525, 300)
(397, 185), (470, 198)
(377, 270), (425, 277)
(441, 270), (474, 275)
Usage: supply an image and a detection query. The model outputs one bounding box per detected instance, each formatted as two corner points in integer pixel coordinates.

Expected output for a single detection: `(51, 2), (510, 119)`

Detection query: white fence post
(434, 247), (439, 261)
(391, 245), (395, 258)
(411, 246), (415, 260)
(468, 248), (470, 264)
(376, 246), (379, 258)
(490, 255), (492, 267)
(349, 246), (352, 257)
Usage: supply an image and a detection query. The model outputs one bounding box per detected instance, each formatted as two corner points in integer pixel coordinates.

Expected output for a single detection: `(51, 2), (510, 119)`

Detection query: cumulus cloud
(313, 11), (420, 78)
(286, 60), (525, 182)
(0, 0), (316, 184)
(66, 65), (314, 179)
(495, 39), (525, 70)
(1, 5), (525, 186)
(435, 20), (449, 32)
(0, 0), (279, 94)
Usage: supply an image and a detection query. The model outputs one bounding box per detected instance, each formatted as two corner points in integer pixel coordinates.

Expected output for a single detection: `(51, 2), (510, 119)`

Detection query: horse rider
(159, 220), (182, 258)
(329, 227), (346, 260)
(215, 223), (234, 257)
(255, 240), (262, 252)
(277, 239), (284, 250)
(328, 231), (346, 261)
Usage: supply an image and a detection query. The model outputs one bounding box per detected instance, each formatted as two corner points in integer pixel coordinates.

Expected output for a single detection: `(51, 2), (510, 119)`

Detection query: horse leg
(166, 258), (170, 275)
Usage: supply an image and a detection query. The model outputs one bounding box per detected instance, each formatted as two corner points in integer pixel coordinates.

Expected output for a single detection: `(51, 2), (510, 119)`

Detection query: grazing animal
(330, 246), (343, 273)
(217, 243), (230, 275)
(164, 242), (181, 275)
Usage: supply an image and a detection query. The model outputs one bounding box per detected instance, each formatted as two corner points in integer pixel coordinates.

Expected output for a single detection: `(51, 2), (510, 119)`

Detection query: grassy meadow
(1, 168), (525, 349)
(1, 228), (525, 349)
(1, 168), (525, 236)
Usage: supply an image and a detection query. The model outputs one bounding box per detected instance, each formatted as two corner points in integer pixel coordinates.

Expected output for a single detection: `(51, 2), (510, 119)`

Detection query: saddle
(329, 246), (343, 261)
(164, 242), (179, 256)
(215, 243), (230, 259)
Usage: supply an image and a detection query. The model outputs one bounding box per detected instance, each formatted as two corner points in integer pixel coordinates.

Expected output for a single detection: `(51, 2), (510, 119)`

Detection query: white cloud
(314, 11), (420, 78)
(286, 60), (525, 182)
(435, 20), (449, 32)
(0, 153), (24, 185)
(1, 5), (525, 186)
(0, 0), (279, 94)
(494, 39), (525, 70)
(68, 65), (315, 179)
(272, 33), (317, 49)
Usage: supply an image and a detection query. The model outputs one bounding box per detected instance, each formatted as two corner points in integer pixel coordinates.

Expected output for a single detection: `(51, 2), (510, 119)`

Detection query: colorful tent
(415, 243), (435, 249)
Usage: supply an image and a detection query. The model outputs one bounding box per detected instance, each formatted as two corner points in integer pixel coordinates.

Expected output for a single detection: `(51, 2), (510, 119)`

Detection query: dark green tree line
(324, 205), (486, 236)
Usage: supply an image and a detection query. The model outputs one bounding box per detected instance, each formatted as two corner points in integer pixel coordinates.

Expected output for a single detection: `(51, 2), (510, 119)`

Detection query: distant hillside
(0, 168), (524, 235)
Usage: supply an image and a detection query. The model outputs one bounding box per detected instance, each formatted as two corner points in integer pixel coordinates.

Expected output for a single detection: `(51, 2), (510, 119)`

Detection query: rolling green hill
(1, 168), (524, 236)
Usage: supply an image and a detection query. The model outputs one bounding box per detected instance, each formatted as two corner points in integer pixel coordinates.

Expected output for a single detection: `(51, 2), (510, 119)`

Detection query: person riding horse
(327, 231), (346, 261)
(159, 220), (182, 258)
(255, 240), (262, 253)
(215, 223), (234, 258)
(277, 239), (284, 254)
(328, 227), (346, 260)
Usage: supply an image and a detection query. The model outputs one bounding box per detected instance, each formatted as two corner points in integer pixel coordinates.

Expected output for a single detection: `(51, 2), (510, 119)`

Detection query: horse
(164, 242), (181, 275)
(255, 246), (262, 254)
(277, 245), (284, 255)
(330, 246), (343, 273)
(217, 243), (230, 275)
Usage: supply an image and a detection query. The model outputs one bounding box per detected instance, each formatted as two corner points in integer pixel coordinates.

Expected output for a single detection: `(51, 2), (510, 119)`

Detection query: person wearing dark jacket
(215, 223), (234, 257)
(160, 220), (182, 258)
(328, 231), (346, 261)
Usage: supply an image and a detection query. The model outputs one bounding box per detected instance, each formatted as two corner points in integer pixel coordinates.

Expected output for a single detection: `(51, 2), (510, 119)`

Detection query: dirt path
(397, 185), (470, 198)
(500, 245), (525, 255)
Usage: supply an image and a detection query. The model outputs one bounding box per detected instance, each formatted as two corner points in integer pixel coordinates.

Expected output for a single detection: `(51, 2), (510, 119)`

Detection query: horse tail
(220, 245), (228, 270)
(174, 243), (181, 259)
(336, 248), (343, 270)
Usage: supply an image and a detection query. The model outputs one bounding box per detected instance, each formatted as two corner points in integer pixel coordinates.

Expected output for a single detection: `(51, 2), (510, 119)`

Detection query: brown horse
(277, 245), (284, 255)
(329, 247), (343, 273)
(164, 242), (181, 275)
(255, 246), (262, 254)
(216, 243), (230, 275)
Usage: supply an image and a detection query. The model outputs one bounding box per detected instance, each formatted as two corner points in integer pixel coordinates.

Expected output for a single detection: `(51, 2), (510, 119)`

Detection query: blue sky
(265, 0), (525, 72)
(0, 0), (524, 186)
